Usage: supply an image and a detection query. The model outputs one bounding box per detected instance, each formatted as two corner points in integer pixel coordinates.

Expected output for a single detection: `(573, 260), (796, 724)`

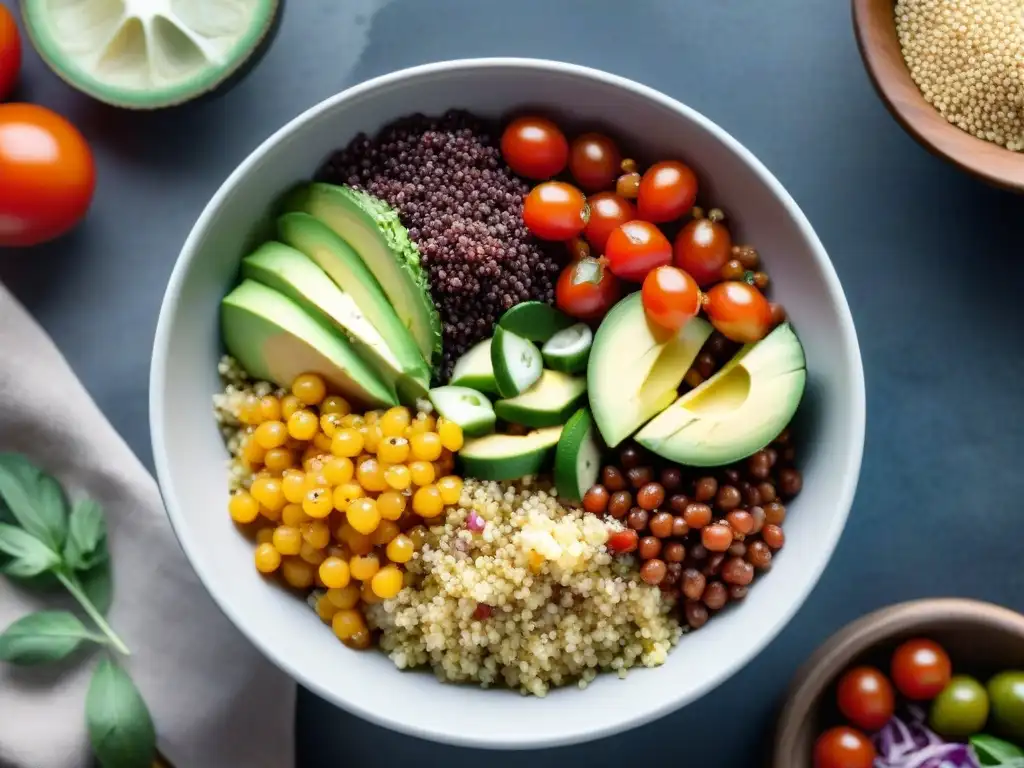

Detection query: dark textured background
(3, 0), (1024, 765)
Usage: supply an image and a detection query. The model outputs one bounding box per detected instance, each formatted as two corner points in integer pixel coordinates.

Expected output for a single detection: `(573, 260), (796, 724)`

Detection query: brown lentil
(747, 540), (773, 569)
(608, 491), (632, 519)
(627, 466), (654, 489)
(682, 569), (706, 600)
(637, 482), (665, 511)
(727, 510), (754, 535)
(664, 541), (686, 563)
(669, 494), (691, 514)
(702, 524), (734, 552)
(638, 536), (662, 560)
(649, 512), (674, 538)
(660, 467), (684, 492)
(702, 581), (728, 611)
(684, 600), (709, 629)
(722, 557), (754, 586)
(715, 485), (742, 512)
(627, 508), (650, 531)
(778, 467), (803, 498)
(671, 516), (690, 537)
(619, 445), (643, 469)
(583, 485), (609, 515)
(729, 585), (748, 601)
(640, 558), (667, 586)
(762, 524), (785, 550)
(684, 503), (713, 529)
(764, 502), (786, 526)
(602, 466), (627, 491)
(694, 476), (718, 502)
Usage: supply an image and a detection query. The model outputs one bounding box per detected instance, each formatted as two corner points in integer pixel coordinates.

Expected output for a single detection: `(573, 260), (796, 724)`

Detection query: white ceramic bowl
(150, 58), (866, 750)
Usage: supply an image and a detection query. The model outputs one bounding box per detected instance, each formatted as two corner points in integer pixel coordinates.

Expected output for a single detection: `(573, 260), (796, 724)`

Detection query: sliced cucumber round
(458, 426), (563, 481)
(554, 408), (602, 504)
(449, 338), (497, 394)
(494, 370), (587, 429)
(498, 301), (575, 342)
(542, 323), (593, 374)
(491, 326), (543, 398)
(428, 385), (496, 437)
(22, 0), (281, 110)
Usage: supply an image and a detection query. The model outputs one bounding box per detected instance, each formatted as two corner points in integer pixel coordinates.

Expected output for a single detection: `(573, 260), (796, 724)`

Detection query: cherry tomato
(637, 160), (698, 223)
(569, 133), (621, 192)
(703, 281), (773, 343)
(0, 6), (20, 101)
(523, 181), (589, 241)
(556, 256), (621, 322)
(607, 528), (639, 554)
(673, 214), (733, 287)
(500, 116), (568, 180)
(642, 266), (701, 332)
(891, 638), (952, 701)
(583, 192), (635, 253)
(836, 666), (896, 732)
(604, 220), (673, 283)
(813, 727), (876, 768)
(0, 104), (96, 247)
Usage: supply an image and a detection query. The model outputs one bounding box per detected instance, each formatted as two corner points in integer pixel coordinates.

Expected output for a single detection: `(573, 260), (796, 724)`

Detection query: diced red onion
(466, 511), (485, 532)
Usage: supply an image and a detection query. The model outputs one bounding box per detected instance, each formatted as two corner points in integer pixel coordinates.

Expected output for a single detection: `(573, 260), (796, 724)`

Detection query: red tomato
(0, 6), (20, 101)
(604, 220), (673, 282)
(836, 667), (895, 732)
(523, 181), (588, 241)
(583, 192), (635, 253)
(891, 639), (952, 701)
(500, 116), (568, 180)
(703, 281), (773, 343)
(673, 215), (733, 287)
(607, 528), (638, 554)
(569, 133), (621, 192)
(637, 160), (698, 223)
(0, 104), (96, 247)
(813, 727), (876, 768)
(642, 266), (701, 332)
(556, 256), (621, 322)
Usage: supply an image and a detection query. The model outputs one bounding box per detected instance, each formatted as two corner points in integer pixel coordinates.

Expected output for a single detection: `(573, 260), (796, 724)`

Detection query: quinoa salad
(213, 110), (807, 695)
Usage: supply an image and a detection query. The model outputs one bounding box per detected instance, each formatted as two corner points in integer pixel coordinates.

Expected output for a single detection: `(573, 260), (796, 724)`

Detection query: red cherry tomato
(836, 666), (896, 732)
(703, 281), (773, 343)
(500, 116), (568, 180)
(642, 266), (701, 332)
(583, 192), (635, 253)
(0, 6), (20, 102)
(569, 133), (621, 192)
(523, 181), (588, 241)
(607, 528), (638, 554)
(891, 639), (952, 701)
(637, 160), (698, 223)
(604, 220), (673, 282)
(555, 256), (621, 322)
(0, 104), (96, 247)
(673, 215), (733, 287)
(813, 727), (876, 768)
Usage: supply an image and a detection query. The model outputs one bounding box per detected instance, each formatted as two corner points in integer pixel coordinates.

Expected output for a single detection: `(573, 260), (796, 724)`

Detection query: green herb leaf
(79, 558), (114, 615)
(86, 658), (156, 768)
(0, 454), (69, 552)
(0, 523), (60, 578)
(63, 498), (108, 572)
(0, 610), (100, 665)
(971, 734), (1024, 766)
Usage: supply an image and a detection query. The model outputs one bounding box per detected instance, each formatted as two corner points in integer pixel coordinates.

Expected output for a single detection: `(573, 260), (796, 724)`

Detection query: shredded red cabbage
(873, 707), (980, 768)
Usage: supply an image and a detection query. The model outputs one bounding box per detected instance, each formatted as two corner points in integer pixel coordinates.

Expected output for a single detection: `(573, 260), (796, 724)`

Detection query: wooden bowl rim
(851, 0), (1024, 191)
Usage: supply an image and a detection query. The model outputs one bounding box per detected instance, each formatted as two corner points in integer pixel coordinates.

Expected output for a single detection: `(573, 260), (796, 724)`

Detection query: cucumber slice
(428, 386), (496, 437)
(554, 408), (602, 503)
(498, 301), (575, 342)
(494, 370), (587, 428)
(491, 326), (543, 398)
(542, 323), (594, 374)
(458, 426), (563, 481)
(449, 338), (497, 394)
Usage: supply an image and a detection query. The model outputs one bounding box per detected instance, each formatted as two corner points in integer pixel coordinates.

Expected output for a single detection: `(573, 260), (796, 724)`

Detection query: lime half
(21, 0), (280, 109)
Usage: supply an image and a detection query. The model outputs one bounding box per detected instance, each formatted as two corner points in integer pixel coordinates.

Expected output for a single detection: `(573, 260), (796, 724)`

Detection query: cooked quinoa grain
(366, 478), (681, 696)
(896, 0), (1024, 150)
(317, 111), (565, 378)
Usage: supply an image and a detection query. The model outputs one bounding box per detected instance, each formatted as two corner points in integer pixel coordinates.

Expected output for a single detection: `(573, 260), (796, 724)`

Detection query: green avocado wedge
(494, 370), (587, 428)
(458, 426), (563, 481)
(554, 408), (601, 503)
(221, 279), (396, 408)
(428, 385), (496, 437)
(449, 339), (498, 394)
(282, 183), (442, 366)
(498, 302), (575, 342)
(542, 323), (593, 374)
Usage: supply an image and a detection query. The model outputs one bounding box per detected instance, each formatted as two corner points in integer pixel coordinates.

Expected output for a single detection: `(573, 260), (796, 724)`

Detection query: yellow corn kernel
(330, 428), (363, 458)
(437, 475), (464, 505)
(272, 525), (302, 556)
(313, 430), (334, 453)
(256, 527), (275, 546)
(376, 491), (406, 521)
(355, 457), (387, 493)
(326, 583), (360, 609)
(258, 395), (282, 422)
(322, 456), (354, 486)
(318, 556), (351, 589)
(281, 502), (308, 528)
(238, 394), (263, 425)
(377, 436), (410, 464)
(300, 519), (331, 549)
(380, 407), (412, 437)
(434, 450), (455, 477)
(438, 420), (464, 451)
(280, 394), (303, 420)
(359, 424), (383, 453)
(258, 503), (281, 523)
(360, 580), (381, 605)
(241, 436), (266, 467)
(346, 497), (381, 535)
(292, 373), (327, 406)
(288, 410), (320, 442)
(263, 447), (294, 474)
(383, 464), (411, 490)
(332, 608), (365, 640)
(339, 413), (363, 428)
(412, 485), (444, 518)
(280, 557), (315, 589)
(302, 487), (333, 519)
(228, 489), (260, 524)
(332, 482), (364, 510)
(320, 395), (351, 416)
(349, 553), (380, 581)
(319, 412), (345, 439)
(250, 477), (285, 512)
(410, 432), (443, 462)
(316, 594), (339, 622)
(408, 526), (428, 550)
(370, 520), (400, 546)
(254, 420), (288, 450)
(386, 534), (414, 564)
(363, 410), (382, 424)
(299, 541), (326, 565)
(408, 460), (435, 487)
(254, 543), (281, 573)
(371, 565), (404, 599)
(335, 522), (374, 556)
(281, 471), (307, 504)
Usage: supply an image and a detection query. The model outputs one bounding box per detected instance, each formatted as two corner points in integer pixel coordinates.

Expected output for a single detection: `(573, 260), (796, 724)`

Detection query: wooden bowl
(852, 0), (1024, 191)
(773, 598), (1024, 766)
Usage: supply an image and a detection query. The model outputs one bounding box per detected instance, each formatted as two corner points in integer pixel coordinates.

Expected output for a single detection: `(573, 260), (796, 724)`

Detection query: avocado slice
(458, 426), (563, 481)
(588, 293), (714, 448)
(283, 183), (442, 365)
(240, 241), (427, 403)
(635, 323), (806, 467)
(542, 323), (593, 374)
(449, 339), (497, 394)
(428, 385), (496, 437)
(554, 408), (601, 504)
(494, 370), (587, 428)
(22, 0), (280, 110)
(221, 280), (397, 408)
(498, 301), (575, 342)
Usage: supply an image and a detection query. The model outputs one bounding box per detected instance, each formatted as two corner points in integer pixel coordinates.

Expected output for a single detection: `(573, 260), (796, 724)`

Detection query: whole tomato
(813, 727), (875, 768)
(0, 104), (96, 247)
(0, 5), (20, 101)
(836, 666), (895, 732)
(890, 638), (952, 701)
(556, 256), (621, 322)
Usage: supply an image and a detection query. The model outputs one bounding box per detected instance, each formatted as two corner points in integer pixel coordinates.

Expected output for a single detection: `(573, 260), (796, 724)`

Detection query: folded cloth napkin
(0, 283), (296, 768)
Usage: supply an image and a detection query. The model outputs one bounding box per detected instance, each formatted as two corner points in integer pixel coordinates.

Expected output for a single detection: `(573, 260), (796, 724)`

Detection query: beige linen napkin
(0, 282), (296, 768)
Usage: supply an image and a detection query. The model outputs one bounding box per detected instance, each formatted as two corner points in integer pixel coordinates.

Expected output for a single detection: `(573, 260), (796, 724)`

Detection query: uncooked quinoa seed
(896, 0), (1024, 150)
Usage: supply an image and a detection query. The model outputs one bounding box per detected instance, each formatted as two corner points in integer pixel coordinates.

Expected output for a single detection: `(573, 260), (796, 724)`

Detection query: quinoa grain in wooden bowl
(852, 0), (1024, 191)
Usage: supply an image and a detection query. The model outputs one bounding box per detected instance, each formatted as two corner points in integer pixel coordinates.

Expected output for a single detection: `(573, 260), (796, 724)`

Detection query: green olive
(929, 675), (990, 739)
(988, 671), (1024, 739)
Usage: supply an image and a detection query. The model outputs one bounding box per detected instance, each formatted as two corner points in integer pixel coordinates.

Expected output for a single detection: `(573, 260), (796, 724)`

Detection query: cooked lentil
(317, 110), (565, 378)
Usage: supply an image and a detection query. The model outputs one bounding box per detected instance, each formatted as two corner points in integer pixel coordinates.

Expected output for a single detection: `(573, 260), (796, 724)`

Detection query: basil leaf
(0, 523), (60, 577)
(79, 558), (114, 615)
(0, 610), (98, 665)
(971, 734), (1024, 765)
(63, 498), (108, 572)
(0, 454), (68, 552)
(86, 658), (156, 768)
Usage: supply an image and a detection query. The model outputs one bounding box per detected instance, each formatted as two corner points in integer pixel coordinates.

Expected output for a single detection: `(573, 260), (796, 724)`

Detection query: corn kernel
(408, 526), (428, 550)
(346, 497), (381, 535)
(259, 395), (282, 422)
(409, 461), (435, 487)
(323, 457), (354, 486)
(349, 553), (380, 581)
(335, 522), (374, 556)
(339, 414), (364, 428)
(356, 457), (387, 493)
(299, 541), (326, 565)
(254, 543), (281, 573)
(263, 447), (294, 473)
(359, 424), (383, 453)
(319, 556), (351, 589)
(302, 487), (333, 519)
(256, 527), (275, 545)
(258, 503), (281, 523)
(331, 428), (363, 458)
(376, 491), (406, 521)
(377, 436), (410, 464)
(281, 502), (308, 527)
(346, 628), (372, 650)
(241, 436), (266, 467)
(292, 373), (327, 406)
(332, 608), (365, 640)
(238, 394), (263, 425)
(313, 430), (334, 453)
(281, 394), (303, 420)
(410, 432), (443, 462)
(287, 409), (319, 441)
(371, 565), (404, 599)
(326, 583), (360, 609)
(437, 475), (463, 505)
(383, 464), (411, 490)
(319, 412), (344, 438)
(364, 410), (382, 424)
(254, 420), (288, 450)
(412, 485), (444, 518)
(229, 490), (260, 524)
(272, 525), (302, 556)
(320, 395), (351, 416)
(250, 477), (285, 512)
(360, 580), (381, 604)
(280, 557), (315, 589)
(300, 519), (331, 549)
(380, 407), (411, 437)
(438, 420), (464, 451)
(316, 594), (339, 622)
(370, 520), (400, 546)
(332, 482), (364, 510)
(281, 471), (307, 504)
(386, 534), (414, 564)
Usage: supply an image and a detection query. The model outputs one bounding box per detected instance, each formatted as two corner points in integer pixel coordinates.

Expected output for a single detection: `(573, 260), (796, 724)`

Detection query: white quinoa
(212, 355), (283, 490)
(366, 478), (682, 696)
(896, 0), (1024, 150)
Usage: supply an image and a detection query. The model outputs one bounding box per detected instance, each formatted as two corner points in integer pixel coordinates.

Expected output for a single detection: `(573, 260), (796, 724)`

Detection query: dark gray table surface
(4, 0), (1024, 765)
